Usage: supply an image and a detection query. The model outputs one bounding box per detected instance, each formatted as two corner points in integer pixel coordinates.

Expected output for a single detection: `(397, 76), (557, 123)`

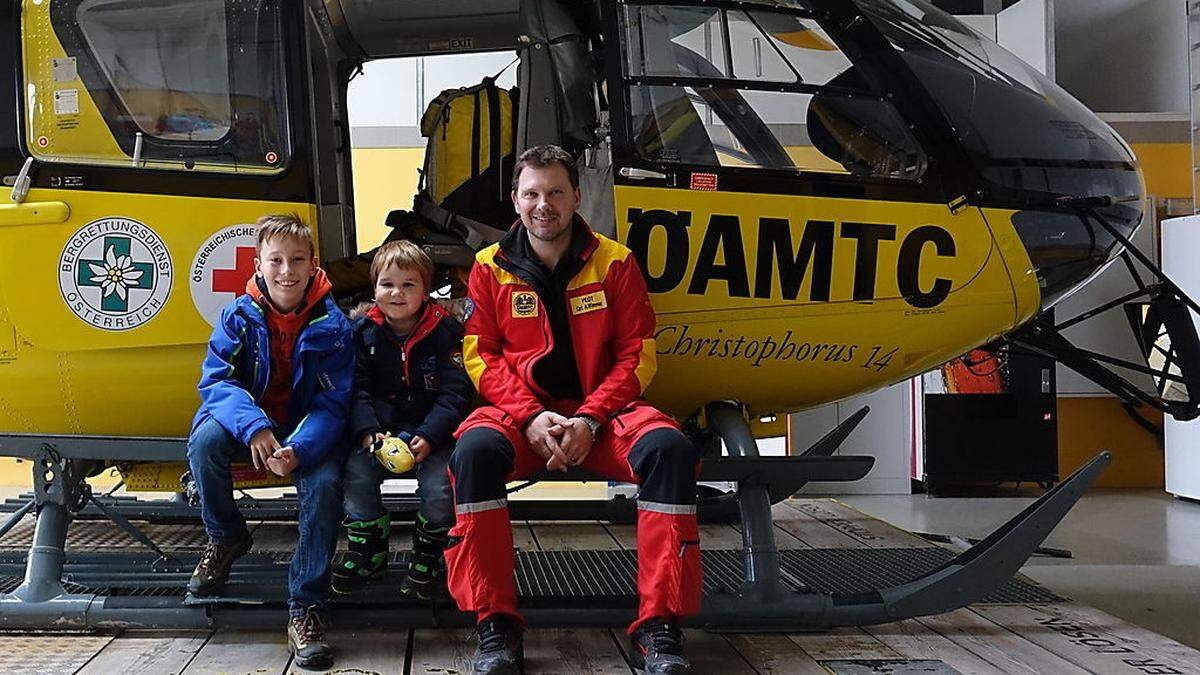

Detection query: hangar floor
(840, 489), (1200, 653)
(0, 490), (1196, 674)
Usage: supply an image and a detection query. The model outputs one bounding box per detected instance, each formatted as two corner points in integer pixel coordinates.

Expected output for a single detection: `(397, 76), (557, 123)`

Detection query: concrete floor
(839, 489), (1200, 651)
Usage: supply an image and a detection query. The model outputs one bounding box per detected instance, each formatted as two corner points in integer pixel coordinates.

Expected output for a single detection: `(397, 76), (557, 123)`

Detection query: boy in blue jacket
(186, 214), (353, 671)
(332, 240), (472, 599)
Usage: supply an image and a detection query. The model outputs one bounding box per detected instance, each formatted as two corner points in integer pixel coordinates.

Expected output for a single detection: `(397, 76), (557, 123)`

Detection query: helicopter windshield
(853, 0), (1135, 169)
(620, 3), (926, 180)
(853, 0), (1143, 306)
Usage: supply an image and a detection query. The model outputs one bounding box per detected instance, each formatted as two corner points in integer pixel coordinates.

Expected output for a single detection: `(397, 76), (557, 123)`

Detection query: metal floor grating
(0, 548), (1065, 604)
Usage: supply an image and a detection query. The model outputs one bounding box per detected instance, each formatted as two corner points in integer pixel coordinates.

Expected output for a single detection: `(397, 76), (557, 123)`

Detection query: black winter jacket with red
(349, 302), (473, 451)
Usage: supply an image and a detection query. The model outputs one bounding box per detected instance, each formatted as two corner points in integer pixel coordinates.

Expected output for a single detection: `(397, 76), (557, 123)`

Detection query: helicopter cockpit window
(854, 0), (1134, 168)
(621, 4), (926, 180)
(24, 0), (290, 173)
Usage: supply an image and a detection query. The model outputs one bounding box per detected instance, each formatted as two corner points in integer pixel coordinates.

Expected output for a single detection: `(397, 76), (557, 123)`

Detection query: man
(447, 145), (701, 674)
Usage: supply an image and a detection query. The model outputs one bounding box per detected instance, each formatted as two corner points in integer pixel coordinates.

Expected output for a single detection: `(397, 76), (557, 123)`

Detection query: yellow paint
(1058, 397), (1164, 488)
(351, 148), (425, 252)
(21, 3), (283, 175)
(0, 188), (315, 436)
(21, 1), (125, 163)
(0, 201), (70, 227)
(1131, 143), (1191, 199)
(615, 183), (1040, 416)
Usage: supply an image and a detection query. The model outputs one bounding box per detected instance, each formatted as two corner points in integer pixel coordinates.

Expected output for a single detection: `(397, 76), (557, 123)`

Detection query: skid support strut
(14, 446), (93, 603)
(706, 401), (788, 601)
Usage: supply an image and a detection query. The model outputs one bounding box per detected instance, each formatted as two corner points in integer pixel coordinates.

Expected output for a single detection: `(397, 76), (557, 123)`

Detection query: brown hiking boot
(288, 607), (333, 671)
(186, 530), (252, 596)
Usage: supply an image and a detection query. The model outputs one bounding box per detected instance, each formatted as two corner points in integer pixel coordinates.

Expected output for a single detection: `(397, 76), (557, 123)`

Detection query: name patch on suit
(570, 291), (607, 315)
(512, 291), (539, 318)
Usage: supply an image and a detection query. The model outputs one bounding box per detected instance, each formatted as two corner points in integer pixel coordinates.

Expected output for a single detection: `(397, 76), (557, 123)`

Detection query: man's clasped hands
(525, 411), (594, 472)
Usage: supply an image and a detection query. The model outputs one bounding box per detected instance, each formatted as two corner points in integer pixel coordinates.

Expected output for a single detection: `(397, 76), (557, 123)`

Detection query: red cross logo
(211, 246), (257, 297)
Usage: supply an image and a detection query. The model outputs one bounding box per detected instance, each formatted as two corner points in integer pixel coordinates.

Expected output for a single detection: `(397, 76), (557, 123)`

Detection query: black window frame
(604, 0), (975, 204)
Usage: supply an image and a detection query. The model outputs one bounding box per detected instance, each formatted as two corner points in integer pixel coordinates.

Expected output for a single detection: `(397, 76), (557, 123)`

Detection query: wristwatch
(574, 414), (602, 440)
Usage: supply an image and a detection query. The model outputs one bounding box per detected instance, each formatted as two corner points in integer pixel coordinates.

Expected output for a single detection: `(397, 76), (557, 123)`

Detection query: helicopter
(0, 0), (1193, 631)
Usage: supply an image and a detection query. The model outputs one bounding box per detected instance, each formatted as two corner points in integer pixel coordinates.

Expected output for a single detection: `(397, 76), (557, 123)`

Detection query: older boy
(186, 214), (353, 671)
(333, 240), (472, 598)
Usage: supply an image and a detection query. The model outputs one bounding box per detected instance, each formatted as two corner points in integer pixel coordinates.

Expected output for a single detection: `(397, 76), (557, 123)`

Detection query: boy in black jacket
(332, 241), (473, 598)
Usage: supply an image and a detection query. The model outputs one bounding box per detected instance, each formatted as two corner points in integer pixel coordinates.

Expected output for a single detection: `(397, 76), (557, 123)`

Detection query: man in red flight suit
(448, 145), (701, 675)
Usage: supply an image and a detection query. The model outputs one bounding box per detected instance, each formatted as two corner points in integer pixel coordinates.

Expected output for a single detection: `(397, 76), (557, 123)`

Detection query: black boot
(400, 512), (450, 600)
(472, 614), (524, 675)
(628, 617), (689, 673)
(331, 514), (390, 595)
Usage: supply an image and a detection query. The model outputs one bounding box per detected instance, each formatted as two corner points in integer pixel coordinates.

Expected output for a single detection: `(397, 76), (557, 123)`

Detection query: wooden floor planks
(77, 631), (211, 675)
(523, 628), (631, 674)
(973, 602), (1200, 675)
(724, 633), (828, 674)
(788, 627), (901, 661)
(682, 630), (757, 673)
(786, 500), (930, 549)
(180, 629), (292, 674)
(0, 498), (1196, 674)
(863, 619), (1007, 675)
(918, 608), (1091, 675)
(290, 628), (407, 674)
(410, 628), (476, 674)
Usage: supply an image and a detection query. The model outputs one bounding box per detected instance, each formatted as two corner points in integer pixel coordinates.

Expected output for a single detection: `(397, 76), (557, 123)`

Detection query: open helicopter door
(601, 1), (1043, 417)
(1, 0), (320, 437)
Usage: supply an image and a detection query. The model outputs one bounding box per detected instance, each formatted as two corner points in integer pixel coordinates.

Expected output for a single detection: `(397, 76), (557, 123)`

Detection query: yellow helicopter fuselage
(0, 0), (1139, 440)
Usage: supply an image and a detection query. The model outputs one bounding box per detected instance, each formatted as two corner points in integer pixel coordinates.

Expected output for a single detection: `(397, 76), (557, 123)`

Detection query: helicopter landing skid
(0, 407), (1108, 630)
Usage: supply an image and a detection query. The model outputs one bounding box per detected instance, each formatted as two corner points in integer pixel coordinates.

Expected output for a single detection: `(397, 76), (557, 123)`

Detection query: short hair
(370, 240), (435, 291)
(511, 144), (579, 191)
(255, 213), (315, 257)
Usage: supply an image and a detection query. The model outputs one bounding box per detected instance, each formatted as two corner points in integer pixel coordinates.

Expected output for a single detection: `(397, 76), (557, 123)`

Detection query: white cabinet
(789, 381), (915, 495)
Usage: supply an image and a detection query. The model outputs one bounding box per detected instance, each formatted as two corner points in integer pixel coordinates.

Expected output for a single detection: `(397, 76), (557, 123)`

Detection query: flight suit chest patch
(512, 291), (539, 318)
(570, 290), (607, 315)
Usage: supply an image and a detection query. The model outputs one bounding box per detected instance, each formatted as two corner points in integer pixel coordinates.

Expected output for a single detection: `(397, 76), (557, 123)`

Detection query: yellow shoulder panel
(569, 233), (633, 290)
(475, 244), (522, 286)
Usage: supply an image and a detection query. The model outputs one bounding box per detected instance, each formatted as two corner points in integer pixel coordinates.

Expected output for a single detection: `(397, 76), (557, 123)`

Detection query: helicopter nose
(1009, 188), (1145, 310)
(851, 0), (1147, 310)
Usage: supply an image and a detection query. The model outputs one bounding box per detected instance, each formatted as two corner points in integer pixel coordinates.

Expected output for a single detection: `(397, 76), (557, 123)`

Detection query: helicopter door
(604, 3), (1038, 412)
(0, 0), (313, 435)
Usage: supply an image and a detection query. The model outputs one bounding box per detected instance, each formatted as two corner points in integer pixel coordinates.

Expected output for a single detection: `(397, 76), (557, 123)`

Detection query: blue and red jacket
(190, 271), (354, 468)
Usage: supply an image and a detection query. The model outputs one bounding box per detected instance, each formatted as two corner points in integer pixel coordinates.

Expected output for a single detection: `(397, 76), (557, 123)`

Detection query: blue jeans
(187, 416), (342, 616)
(342, 441), (455, 528)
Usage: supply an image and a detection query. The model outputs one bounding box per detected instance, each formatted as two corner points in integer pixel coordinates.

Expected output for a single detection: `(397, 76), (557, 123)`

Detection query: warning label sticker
(52, 57), (77, 83)
(689, 173), (718, 191)
(53, 89), (79, 116)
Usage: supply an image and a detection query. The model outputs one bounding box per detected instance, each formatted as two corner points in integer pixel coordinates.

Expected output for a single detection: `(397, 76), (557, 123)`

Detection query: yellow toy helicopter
(0, 0), (1190, 630)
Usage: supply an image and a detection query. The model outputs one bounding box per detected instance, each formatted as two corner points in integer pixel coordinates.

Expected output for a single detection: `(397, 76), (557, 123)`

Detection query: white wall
(347, 52), (518, 132)
(999, 0), (1052, 77)
(788, 383), (914, 495)
(1055, 0), (1188, 113)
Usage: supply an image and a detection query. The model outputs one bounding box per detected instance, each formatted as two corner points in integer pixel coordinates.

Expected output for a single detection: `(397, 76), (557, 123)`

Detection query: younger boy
(332, 240), (472, 598)
(186, 214), (353, 671)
